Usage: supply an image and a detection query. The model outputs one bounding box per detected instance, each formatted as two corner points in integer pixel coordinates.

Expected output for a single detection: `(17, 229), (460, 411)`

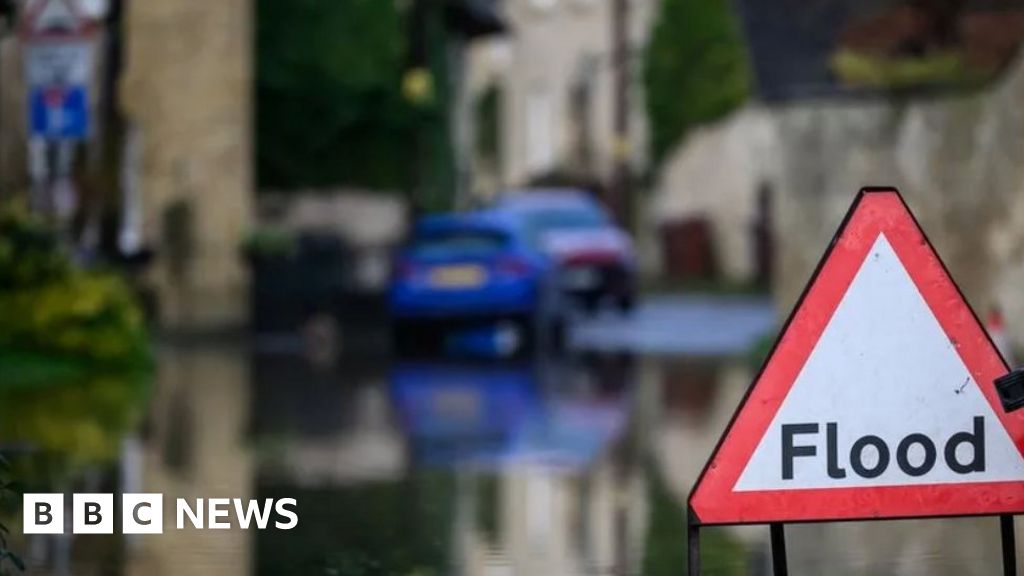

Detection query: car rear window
(523, 208), (609, 247)
(412, 229), (508, 256)
(527, 209), (607, 232)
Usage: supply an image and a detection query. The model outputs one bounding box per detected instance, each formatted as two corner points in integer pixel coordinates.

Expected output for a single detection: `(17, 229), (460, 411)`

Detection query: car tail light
(495, 255), (531, 277)
(562, 250), (620, 267)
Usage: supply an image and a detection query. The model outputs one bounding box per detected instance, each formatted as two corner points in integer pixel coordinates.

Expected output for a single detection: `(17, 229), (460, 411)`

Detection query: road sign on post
(21, 0), (95, 140)
(688, 188), (1023, 575)
(19, 0), (96, 220)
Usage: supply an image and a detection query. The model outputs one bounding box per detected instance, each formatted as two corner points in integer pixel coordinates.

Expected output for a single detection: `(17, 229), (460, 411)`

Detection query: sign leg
(687, 521), (700, 576)
(770, 523), (789, 576)
(1002, 515), (1017, 576)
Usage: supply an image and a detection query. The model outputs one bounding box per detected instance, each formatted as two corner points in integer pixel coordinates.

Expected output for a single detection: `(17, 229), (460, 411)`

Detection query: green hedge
(0, 205), (150, 375)
(643, 0), (751, 166)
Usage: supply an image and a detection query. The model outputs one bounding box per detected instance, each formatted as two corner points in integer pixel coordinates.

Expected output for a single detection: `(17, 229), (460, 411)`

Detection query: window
(525, 89), (555, 175)
(525, 208), (609, 248)
(412, 229), (508, 257)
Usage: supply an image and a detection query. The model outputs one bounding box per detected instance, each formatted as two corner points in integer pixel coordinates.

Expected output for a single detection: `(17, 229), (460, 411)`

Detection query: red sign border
(19, 0), (97, 40)
(689, 187), (1024, 526)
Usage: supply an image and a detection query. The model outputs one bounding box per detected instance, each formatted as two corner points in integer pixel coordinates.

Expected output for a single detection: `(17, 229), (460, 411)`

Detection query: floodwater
(0, 338), (1016, 576)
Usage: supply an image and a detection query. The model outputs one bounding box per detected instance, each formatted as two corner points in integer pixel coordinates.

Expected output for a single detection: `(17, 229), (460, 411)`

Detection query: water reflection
(0, 370), (148, 575)
(387, 354), (642, 576)
(389, 357), (629, 471)
(2, 343), (1020, 575)
(0, 372), (148, 480)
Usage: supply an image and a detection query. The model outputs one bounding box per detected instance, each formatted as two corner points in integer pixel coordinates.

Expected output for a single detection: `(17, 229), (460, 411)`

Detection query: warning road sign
(689, 188), (1024, 525)
(20, 0), (95, 141)
(20, 0), (92, 38)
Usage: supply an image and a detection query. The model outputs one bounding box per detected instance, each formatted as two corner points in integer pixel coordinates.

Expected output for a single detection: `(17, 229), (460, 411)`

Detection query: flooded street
(4, 319), (1017, 575)
(4, 0), (1024, 572)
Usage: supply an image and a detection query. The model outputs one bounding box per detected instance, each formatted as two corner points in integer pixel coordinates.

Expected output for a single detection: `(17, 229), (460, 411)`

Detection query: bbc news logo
(23, 494), (298, 534)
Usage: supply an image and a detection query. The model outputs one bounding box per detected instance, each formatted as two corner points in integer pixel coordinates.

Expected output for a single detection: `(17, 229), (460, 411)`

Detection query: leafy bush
(0, 204), (69, 290)
(0, 204), (149, 370)
(0, 272), (148, 365)
(643, 0), (751, 166)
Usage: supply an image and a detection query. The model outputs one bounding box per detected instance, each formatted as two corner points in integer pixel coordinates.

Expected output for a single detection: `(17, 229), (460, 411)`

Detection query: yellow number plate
(429, 265), (486, 288)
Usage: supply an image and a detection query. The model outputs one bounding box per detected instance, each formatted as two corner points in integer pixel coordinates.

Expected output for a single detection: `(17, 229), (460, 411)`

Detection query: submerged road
(570, 294), (777, 356)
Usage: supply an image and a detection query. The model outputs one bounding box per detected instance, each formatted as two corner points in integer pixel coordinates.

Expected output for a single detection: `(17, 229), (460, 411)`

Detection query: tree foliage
(643, 0), (751, 166)
(256, 0), (431, 191)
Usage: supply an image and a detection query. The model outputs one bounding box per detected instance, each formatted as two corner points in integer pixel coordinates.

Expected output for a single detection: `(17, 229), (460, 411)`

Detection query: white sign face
(735, 234), (1024, 491)
(691, 190), (1024, 525)
(25, 39), (94, 87)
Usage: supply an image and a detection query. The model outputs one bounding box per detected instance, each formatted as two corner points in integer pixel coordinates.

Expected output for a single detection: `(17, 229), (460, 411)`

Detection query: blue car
(389, 211), (564, 356)
(490, 189), (638, 313)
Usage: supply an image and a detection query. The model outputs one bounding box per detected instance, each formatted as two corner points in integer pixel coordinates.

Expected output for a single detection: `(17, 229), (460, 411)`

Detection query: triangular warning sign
(21, 0), (87, 37)
(690, 188), (1024, 525)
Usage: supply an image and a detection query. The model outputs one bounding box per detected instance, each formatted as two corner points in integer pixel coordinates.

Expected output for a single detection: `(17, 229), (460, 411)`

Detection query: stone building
(463, 0), (654, 198)
(0, 0), (253, 329)
(120, 0), (253, 330)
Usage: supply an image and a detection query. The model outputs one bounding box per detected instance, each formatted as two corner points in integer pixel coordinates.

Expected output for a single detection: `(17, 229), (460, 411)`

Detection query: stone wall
(120, 0), (253, 330)
(771, 57), (1024, 351)
(654, 56), (1024, 351)
(649, 108), (777, 280)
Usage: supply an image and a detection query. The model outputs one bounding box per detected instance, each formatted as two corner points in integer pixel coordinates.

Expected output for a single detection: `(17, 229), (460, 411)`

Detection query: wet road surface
(571, 295), (776, 355)
(1, 298), (1019, 575)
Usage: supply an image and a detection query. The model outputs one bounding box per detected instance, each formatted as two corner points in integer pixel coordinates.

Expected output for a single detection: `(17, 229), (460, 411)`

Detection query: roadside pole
(0, 1), (15, 199)
(610, 0), (631, 231)
(20, 0), (97, 233)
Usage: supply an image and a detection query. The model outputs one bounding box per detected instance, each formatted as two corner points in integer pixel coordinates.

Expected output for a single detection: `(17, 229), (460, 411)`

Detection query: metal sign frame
(687, 188), (1020, 575)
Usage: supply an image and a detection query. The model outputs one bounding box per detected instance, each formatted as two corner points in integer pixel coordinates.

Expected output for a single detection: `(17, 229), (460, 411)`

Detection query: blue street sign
(29, 85), (89, 139)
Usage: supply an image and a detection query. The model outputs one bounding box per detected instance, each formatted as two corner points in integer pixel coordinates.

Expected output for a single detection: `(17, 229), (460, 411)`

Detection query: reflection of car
(389, 213), (563, 356)
(389, 362), (537, 466)
(389, 360), (628, 470)
(490, 189), (637, 313)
